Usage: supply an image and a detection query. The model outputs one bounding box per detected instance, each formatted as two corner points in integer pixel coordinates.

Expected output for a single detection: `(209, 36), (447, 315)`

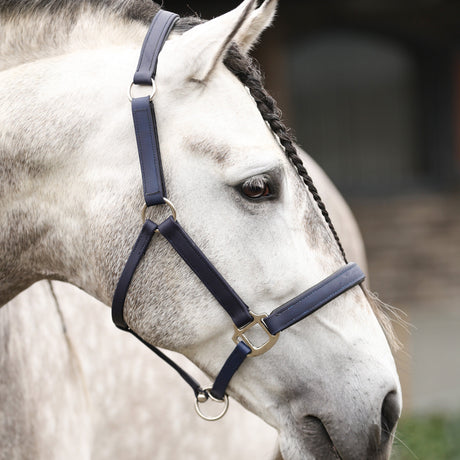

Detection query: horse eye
(241, 177), (272, 199)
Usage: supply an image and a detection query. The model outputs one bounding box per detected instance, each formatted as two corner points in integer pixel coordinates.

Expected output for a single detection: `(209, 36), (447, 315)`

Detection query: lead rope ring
(194, 388), (229, 421)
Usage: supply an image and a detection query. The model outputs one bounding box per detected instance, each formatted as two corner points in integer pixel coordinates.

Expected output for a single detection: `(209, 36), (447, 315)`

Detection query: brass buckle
(232, 312), (279, 357)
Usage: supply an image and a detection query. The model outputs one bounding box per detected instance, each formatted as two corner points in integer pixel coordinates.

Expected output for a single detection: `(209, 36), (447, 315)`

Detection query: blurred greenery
(392, 414), (460, 460)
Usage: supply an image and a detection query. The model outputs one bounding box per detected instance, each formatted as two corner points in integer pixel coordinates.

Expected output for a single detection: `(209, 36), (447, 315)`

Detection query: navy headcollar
(112, 10), (365, 421)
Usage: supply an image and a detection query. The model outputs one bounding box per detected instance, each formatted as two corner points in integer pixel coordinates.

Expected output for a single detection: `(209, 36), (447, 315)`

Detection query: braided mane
(223, 46), (348, 263)
(0, 0), (348, 261)
(174, 15), (348, 262)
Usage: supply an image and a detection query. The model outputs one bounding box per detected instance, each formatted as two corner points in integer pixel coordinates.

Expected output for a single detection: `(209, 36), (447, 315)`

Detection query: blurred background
(165, 0), (460, 457)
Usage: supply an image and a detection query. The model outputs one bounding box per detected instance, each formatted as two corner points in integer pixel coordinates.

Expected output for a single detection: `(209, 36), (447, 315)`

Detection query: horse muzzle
(278, 388), (401, 460)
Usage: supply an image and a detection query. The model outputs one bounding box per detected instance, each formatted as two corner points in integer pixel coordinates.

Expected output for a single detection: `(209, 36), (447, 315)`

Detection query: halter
(112, 10), (365, 421)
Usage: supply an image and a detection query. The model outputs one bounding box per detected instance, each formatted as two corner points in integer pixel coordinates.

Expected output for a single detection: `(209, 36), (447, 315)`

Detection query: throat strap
(111, 220), (254, 405)
(112, 219), (158, 329)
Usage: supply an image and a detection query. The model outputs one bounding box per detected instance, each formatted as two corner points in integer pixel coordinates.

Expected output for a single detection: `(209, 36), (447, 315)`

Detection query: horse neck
(0, 6), (150, 71)
(0, 281), (93, 459)
(0, 10), (147, 306)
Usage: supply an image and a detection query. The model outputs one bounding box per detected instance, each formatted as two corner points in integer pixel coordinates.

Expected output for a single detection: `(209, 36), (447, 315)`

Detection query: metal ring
(128, 78), (156, 102)
(194, 388), (229, 422)
(142, 198), (177, 224)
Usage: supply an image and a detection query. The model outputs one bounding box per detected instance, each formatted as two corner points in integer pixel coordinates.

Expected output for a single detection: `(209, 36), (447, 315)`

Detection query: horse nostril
(381, 391), (401, 442)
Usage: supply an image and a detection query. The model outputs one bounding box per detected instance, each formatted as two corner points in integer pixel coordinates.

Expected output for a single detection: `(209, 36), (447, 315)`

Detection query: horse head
(0, 1), (401, 458)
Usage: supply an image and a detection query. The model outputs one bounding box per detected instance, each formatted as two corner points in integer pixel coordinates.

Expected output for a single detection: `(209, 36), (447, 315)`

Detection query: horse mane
(0, 0), (159, 23)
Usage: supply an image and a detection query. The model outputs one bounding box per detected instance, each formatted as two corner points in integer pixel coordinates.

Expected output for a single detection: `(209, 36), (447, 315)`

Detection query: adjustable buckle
(232, 312), (279, 357)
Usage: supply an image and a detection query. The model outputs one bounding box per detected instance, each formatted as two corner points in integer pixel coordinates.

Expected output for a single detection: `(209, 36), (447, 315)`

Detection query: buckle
(232, 312), (279, 357)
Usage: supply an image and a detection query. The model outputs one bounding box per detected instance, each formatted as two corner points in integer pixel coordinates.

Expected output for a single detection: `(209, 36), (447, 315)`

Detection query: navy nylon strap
(112, 219), (158, 329)
(133, 10), (179, 84)
(158, 217), (254, 329)
(131, 96), (166, 206)
(264, 263), (365, 335)
(210, 342), (251, 400)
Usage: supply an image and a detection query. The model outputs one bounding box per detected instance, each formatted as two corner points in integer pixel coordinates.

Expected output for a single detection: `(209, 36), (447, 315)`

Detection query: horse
(0, 1), (402, 458)
(0, 147), (371, 460)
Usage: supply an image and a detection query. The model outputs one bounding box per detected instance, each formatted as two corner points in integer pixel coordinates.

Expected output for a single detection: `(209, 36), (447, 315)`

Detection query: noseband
(112, 10), (365, 421)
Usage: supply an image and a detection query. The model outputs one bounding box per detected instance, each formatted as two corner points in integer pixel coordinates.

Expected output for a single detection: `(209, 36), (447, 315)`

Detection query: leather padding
(131, 96), (166, 206)
(133, 11), (179, 84)
(264, 263), (365, 334)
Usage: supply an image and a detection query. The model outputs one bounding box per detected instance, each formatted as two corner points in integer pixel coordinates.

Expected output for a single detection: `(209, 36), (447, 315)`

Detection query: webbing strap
(264, 263), (365, 335)
(158, 217), (254, 329)
(128, 329), (203, 396)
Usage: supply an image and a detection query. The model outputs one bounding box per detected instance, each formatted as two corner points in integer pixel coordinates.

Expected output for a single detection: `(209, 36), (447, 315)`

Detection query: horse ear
(234, 0), (278, 55)
(172, 0), (257, 82)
